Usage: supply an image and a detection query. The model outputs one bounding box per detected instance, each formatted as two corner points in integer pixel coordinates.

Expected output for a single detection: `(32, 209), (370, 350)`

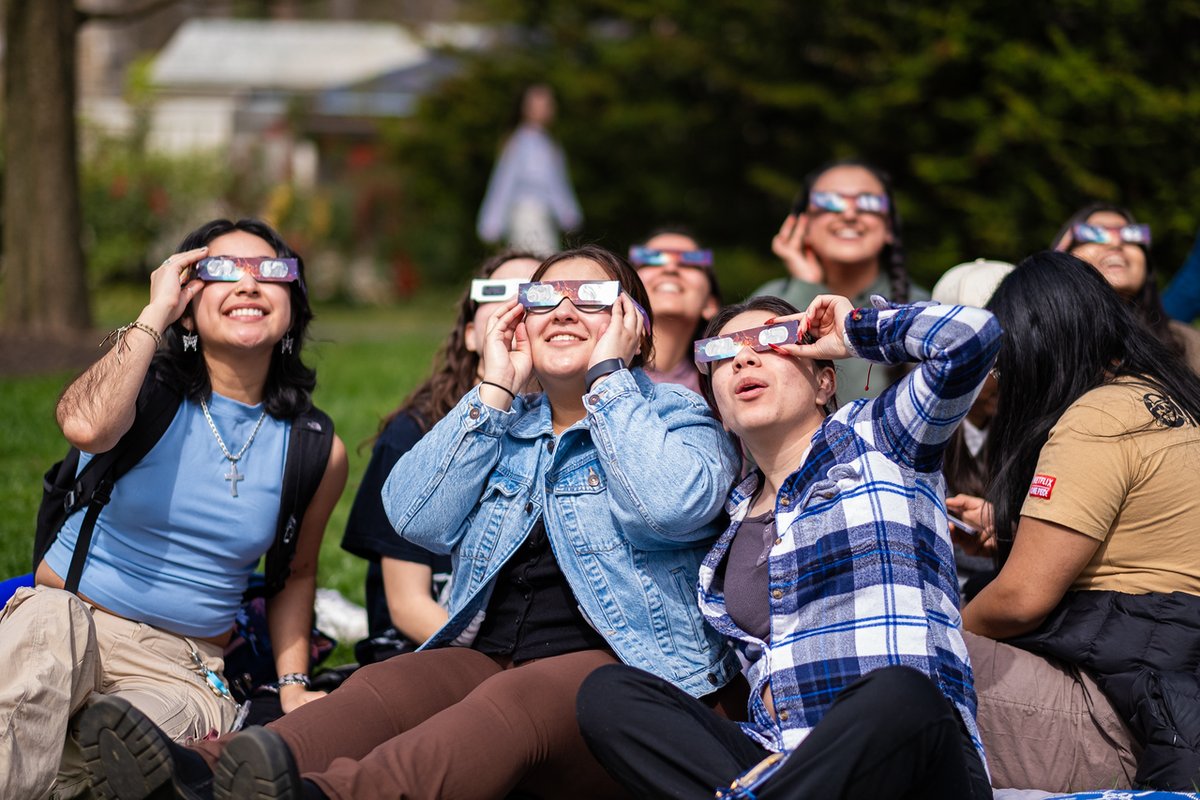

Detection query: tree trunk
(2, 0), (91, 336)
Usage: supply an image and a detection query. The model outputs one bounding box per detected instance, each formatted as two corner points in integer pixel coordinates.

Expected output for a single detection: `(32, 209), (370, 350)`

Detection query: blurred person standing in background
(477, 84), (583, 256)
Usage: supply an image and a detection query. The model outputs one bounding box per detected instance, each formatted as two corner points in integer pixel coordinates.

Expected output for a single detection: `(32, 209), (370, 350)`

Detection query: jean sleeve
(381, 387), (514, 554)
(584, 370), (741, 549)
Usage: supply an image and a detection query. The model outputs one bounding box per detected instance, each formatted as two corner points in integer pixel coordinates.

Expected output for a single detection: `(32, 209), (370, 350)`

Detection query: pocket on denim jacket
(458, 472), (525, 569)
(549, 460), (622, 554)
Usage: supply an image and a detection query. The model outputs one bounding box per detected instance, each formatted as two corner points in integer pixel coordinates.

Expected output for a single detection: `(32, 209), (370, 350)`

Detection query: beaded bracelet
(277, 672), (312, 689)
(101, 321), (163, 350)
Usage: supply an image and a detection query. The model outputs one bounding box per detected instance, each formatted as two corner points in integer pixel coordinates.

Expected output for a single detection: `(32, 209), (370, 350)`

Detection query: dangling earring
(183, 332), (198, 352)
(280, 334), (294, 354)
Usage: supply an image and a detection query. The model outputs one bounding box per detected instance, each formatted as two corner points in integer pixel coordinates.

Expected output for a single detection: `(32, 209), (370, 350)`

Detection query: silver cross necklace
(200, 397), (267, 497)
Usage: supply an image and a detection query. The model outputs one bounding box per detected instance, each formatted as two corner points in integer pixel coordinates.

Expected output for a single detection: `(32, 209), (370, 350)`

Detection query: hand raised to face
(148, 247), (210, 328)
(588, 294), (644, 370)
(763, 294), (857, 362)
(478, 298), (533, 408)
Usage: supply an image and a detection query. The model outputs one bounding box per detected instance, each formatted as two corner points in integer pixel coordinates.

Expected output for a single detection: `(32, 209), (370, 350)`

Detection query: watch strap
(586, 358), (626, 390)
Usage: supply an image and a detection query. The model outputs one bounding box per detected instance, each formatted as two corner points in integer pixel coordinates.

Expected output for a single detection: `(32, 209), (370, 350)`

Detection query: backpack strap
(61, 375), (182, 593)
(255, 406), (334, 599)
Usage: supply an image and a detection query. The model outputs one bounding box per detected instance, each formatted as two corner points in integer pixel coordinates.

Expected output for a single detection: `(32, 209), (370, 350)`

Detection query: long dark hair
(696, 295), (838, 419)
(153, 218), (316, 418)
(532, 245), (656, 367)
(796, 159), (910, 303)
(1053, 202), (1184, 358)
(381, 250), (540, 436)
(985, 251), (1200, 558)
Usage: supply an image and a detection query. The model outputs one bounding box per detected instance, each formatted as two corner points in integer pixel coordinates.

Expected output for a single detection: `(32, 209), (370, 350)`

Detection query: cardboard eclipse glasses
(468, 279), (651, 334)
(518, 280), (651, 333)
(1071, 222), (1151, 247)
(693, 320), (801, 374)
(194, 256), (300, 283)
(629, 246), (714, 268)
(796, 191), (890, 216)
(470, 278), (524, 304)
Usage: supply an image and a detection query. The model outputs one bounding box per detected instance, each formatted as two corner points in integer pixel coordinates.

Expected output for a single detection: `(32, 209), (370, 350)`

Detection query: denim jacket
(383, 368), (742, 697)
(699, 301), (1001, 769)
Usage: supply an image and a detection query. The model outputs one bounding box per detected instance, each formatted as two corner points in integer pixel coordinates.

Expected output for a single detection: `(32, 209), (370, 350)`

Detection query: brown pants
(964, 631), (1140, 792)
(194, 647), (629, 800)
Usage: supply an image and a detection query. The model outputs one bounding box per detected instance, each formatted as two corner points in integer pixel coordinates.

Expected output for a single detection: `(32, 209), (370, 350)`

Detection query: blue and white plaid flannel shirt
(698, 299), (1001, 770)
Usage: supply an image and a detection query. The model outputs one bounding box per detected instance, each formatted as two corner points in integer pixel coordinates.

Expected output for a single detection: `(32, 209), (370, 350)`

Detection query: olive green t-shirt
(1020, 380), (1200, 595)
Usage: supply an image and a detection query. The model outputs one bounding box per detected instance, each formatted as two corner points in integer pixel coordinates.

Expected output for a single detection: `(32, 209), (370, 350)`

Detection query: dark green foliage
(387, 0), (1200, 299)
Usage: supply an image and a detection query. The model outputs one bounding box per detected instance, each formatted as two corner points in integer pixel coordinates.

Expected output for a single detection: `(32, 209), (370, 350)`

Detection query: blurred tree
(387, 0), (1200, 300)
(2, 0), (90, 336)
(1, 0), (178, 337)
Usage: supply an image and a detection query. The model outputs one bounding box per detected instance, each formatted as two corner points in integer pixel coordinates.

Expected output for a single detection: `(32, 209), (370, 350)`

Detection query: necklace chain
(200, 397), (267, 464)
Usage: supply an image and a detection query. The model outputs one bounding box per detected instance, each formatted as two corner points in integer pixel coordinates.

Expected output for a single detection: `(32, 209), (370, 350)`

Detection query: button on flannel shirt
(698, 300), (1001, 771)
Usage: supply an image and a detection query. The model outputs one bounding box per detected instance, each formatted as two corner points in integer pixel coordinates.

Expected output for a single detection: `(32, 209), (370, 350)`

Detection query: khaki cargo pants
(0, 587), (237, 799)
(964, 630), (1140, 792)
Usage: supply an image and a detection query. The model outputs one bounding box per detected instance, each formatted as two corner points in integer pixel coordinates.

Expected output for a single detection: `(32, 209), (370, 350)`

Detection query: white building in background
(80, 18), (486, 187)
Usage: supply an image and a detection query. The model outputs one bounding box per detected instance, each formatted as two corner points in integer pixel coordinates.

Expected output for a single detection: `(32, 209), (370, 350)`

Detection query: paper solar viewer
(470, 278), (525, 303)
(194, 256), (300, 283)
(802, 191), (890, 216)
(693, 320), (801, 373)
(1071, 222), (1152, 246)
(518, 280), (651, 334)
(628, 246), (714, 268)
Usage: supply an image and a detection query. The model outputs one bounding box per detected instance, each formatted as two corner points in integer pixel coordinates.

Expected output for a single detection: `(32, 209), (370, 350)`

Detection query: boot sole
(79, 695), (177, 800)
(214, 727), (302, 800)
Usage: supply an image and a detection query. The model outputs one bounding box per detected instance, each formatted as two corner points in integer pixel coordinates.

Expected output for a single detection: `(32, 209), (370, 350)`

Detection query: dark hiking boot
(213, 726), (322, 800)
(79, 695), (215, 800)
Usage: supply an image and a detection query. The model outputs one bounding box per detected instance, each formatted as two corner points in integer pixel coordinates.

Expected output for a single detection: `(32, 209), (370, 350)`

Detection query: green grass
(1, 289), (459, 665)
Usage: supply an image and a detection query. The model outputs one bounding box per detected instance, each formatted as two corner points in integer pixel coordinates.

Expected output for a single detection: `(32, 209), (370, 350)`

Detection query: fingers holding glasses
(591, 295), (643, 367)
(150, 247), (208, 325)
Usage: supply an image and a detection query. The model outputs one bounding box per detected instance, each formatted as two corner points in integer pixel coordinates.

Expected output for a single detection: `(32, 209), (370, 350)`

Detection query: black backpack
(33, 370), (334, 598)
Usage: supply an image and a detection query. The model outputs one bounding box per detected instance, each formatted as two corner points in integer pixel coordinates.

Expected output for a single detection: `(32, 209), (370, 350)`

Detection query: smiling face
(636, 233), (718, 326)
(523, 258), (614, 383)
(188, 230), (292, 353)
(1070, 210), (1148, 298)
(709, 309), (835, 442)
(465, 256), (541, 355)
(803, 165), (893, 269)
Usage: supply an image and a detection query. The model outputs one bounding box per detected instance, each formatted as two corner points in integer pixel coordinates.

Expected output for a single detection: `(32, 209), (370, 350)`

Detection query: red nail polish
(763, 317), (776, 325)
(768, 344), (787, 354)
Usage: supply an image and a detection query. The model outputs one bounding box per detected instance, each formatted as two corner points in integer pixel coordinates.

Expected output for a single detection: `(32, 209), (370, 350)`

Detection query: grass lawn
(0, 287), (459, 664)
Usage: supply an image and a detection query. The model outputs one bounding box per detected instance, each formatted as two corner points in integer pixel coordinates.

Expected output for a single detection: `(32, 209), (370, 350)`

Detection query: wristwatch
(586, 358), (626, 390)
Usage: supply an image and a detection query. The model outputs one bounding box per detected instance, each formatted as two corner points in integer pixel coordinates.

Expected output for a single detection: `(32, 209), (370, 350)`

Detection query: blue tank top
(44, 393), (289, 637)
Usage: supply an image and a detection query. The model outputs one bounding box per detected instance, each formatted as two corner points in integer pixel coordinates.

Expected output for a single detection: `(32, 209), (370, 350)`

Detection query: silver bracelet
(277, 672), (311, 689)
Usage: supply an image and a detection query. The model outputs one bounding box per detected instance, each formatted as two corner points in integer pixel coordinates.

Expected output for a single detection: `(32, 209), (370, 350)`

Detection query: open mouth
(226, 306), (266, 319)
(734, 377), (767, 396)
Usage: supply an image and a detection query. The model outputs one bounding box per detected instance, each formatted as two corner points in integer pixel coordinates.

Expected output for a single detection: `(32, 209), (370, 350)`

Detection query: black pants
(576, 664), (991, 800)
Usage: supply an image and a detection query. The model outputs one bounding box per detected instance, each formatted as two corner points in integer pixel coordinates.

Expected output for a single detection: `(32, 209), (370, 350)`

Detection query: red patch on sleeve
(1028, 474), (1056, 499)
